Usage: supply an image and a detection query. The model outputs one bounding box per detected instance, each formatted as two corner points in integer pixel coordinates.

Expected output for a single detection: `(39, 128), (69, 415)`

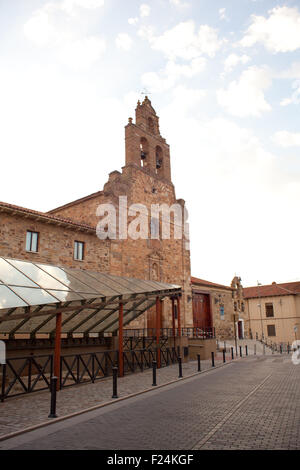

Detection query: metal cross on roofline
(141, 88), (152, 97)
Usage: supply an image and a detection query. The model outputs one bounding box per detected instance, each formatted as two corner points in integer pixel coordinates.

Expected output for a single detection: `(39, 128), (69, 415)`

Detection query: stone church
(0, 97), (193, 335)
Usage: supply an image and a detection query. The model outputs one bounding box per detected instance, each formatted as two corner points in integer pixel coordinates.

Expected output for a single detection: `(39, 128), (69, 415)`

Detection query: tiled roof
(191, 276), (233, 291)
(0, 201), (95, 233)
(47, 190), (103, 214)
(243, 281), (300, 299)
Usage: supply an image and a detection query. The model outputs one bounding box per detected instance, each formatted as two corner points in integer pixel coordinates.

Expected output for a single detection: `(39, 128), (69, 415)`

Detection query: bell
(141, 151), (146, 160)
(156, 158), (162, 169)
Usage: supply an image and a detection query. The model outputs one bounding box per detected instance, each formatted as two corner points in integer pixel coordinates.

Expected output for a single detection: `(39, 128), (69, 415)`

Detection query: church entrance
(192, 293), (212, 329)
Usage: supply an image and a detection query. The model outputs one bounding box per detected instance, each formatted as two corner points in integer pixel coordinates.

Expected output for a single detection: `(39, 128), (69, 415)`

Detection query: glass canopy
(0, 257), (181, 337)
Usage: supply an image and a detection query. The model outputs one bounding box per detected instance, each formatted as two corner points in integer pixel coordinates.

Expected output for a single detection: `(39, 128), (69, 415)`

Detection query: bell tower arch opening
(155, 145), (163, 176)
(140, 137), (149, 168)
(125, 97), (171, 181)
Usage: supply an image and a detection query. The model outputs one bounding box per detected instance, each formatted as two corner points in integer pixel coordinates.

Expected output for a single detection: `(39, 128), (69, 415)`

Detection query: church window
(26, 231), (39, 253)
(74, 241), (84, 261)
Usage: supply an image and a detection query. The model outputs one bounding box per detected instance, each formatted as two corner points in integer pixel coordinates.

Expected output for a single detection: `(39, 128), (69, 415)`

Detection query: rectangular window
(265, 303), (274, 318)
(26, 231), (39, 252)
(220, 306), (225, 320)
(74, 241), (84, 261)
(267, 324), (276, 337)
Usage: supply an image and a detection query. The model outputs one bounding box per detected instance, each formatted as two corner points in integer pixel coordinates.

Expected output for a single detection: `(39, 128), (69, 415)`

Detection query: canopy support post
(171, 296), (176, 337)
(119, 301), (124, 377)
(156, 296), (161, 368)
(54, 312), (62, 391)
(177, 296), (181, 337)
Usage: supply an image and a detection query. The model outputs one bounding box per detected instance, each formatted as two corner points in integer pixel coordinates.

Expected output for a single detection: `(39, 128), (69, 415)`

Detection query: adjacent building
(191, 275), (248, 340)
(243, 281), (300, 345)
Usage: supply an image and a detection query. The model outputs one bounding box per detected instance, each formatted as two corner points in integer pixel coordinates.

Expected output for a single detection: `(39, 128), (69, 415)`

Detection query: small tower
(125, 97), (171, 181)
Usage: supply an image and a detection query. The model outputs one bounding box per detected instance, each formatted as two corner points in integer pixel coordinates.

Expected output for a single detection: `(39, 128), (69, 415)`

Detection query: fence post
(197, 354), (201, 372)
(1, 364), (6, 403)
(211, 351), (215, 367)
(152, 361), (157, 386)
(239, 346), (242, 357)
(178, 357), (183, 378)
(112, 366), (118, 398)
(245, 345), (248, 356)
(223, 350), (226, 363)
(48, 376), (58, 418)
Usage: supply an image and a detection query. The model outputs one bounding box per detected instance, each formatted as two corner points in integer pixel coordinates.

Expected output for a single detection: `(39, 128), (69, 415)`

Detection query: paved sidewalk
(1, 354), (299, 450)
(0, 353), (229, 439)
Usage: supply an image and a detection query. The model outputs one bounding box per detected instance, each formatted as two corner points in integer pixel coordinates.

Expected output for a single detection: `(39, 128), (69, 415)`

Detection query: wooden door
(147, 305), (163, 330)
(192, 293), (212, 329)
(238, 321), (243, 339)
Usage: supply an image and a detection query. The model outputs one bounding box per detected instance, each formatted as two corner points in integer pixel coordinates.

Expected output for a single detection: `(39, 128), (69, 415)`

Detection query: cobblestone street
(0, 353), (299, 450)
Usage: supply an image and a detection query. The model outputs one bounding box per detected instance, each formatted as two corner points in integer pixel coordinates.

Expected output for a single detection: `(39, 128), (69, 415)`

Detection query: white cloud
(223, 53), (251, 74)
(61, 0), (105, 14)
(142, 58), (206, 93)
(149, 21), (225, 60)
(115, 33), (133, 51)
(140, 4), (151, 18)
(128, 17), (139, 25)
(137, 25), (155, 41)
(169, 0), (189, 7)
(24, 6), (64, 47)
(217, 66), (272, 117)
(240, 6), (300, 53)
(23, 0), (106, 68)
(281, 62), (300, 80)
(219, 8), (227, 21)
(272, 131), (300, 147)
(59, 36), (106, 68)
(280, 80), (300, 106)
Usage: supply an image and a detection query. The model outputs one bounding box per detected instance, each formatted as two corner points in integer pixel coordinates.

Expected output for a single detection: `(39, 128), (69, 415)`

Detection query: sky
(0, 0), (300, 287)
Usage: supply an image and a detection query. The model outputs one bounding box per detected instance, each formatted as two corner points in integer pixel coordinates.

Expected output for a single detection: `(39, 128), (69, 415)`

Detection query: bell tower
(125, 97), (171, 182)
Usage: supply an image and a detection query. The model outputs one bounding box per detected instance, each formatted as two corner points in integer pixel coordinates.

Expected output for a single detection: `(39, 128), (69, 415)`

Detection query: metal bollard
(197, 354), (201, 372)
(223, 349), (226, 363)
(48, 376), (58, 418)
(245, 345), (248, 356)
(112, 366), (118, 398)
(287, 343), (290, 355)
(280, 344), (282, 354)
(1, 364), (6, 403)
(211, 351), (215, 367)
(254, 344), (256, 355)
(152, 361), (157, 386)
(178, 357), (183, 378)
(239, 346), (242, 357)
(231, 347), (234, 360)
